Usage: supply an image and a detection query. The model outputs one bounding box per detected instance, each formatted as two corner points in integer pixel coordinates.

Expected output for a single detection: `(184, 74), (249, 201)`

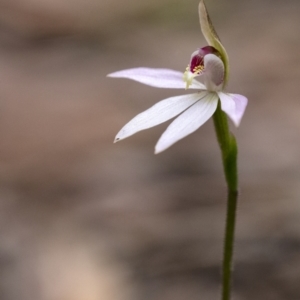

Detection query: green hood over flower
(199, 0), (229, 86)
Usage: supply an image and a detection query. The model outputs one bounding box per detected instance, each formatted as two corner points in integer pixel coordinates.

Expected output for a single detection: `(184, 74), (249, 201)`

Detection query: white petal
(107, 68), (205, 89)
(155, 92), (218, 153)
(218, 92), (248, 126)
(203, 54), (225, 91)
(115, 93), (207, 142)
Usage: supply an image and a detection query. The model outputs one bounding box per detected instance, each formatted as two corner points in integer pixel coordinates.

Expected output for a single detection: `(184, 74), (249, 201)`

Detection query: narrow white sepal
(108, 68), (205, 90)
(114, 93), (206, 142)
(155, 92), (218, 153)
(218, 92), (248, 126)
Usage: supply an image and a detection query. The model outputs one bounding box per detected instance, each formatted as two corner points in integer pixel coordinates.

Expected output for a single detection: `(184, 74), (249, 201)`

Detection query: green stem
(222, 189), (238, 300)
(213, 103), (239, 300)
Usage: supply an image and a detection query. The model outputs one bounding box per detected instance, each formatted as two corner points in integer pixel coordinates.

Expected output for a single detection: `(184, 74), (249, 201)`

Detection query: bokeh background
(0, 0), (300, 299)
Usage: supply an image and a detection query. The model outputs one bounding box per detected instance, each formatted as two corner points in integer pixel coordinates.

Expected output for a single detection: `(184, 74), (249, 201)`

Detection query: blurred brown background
(0, 0), (299, 299)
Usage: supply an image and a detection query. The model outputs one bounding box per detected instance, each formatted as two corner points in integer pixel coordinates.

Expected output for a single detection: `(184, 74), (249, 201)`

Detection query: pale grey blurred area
(0, 0), (299, 299)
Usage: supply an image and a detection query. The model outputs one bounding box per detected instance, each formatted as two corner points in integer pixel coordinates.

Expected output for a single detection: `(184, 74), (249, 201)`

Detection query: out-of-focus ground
(0, 0), (300, 299)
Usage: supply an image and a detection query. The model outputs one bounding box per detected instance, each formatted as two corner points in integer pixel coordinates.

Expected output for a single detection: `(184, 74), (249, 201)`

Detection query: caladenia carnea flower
(108, 1), (247, 154)
(109, 1), (248, 300)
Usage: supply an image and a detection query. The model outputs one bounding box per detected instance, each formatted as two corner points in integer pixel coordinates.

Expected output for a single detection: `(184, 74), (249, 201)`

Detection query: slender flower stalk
(108, 1), (247, 299)
(213, 103), (238, 300)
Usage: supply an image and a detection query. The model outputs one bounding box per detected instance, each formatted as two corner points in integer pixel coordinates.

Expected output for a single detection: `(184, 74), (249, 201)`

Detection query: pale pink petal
(218, 92), (248, 126)
(203, 54), (225, 90)
(155, 92), (218, 153)
(115, 92), (207, 142)
(108, 68), (205, 89)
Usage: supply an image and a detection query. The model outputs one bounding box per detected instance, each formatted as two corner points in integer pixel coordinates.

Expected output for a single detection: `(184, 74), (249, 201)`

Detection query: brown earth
(0, 0), (300, 299)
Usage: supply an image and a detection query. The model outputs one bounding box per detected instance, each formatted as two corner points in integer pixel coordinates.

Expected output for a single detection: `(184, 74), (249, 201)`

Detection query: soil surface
(0, 0), (300, 299)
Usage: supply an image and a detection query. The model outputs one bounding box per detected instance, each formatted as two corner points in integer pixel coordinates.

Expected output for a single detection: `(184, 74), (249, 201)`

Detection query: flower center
(183, 46), (221, 89)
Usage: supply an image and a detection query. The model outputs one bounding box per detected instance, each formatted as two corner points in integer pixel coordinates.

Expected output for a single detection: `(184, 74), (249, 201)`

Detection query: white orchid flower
(108, 0), (247, 154)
